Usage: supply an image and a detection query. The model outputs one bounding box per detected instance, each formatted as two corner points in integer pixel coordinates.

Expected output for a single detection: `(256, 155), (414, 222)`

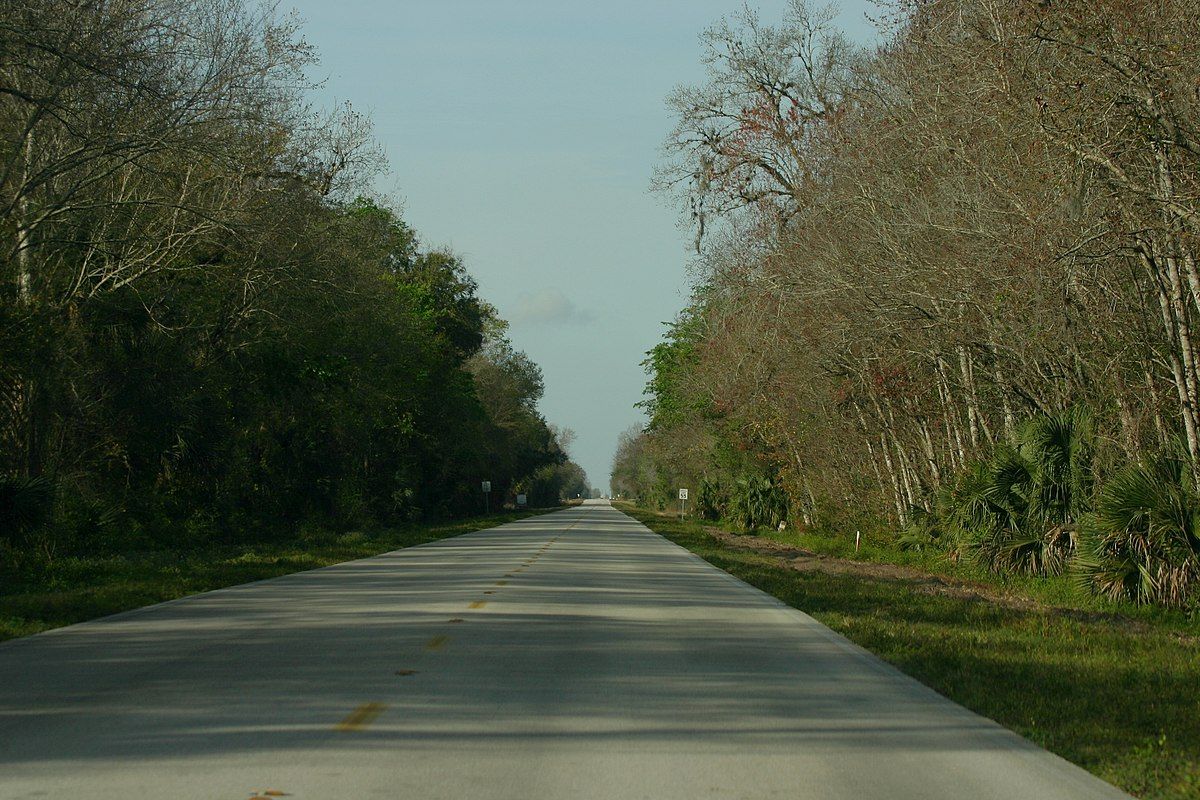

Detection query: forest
(0, 0), (588, 576)
(615, 0), (1200, 608)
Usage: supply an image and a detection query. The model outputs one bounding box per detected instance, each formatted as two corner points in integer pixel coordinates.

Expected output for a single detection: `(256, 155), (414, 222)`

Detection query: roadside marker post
(856, 530), (861, 553)
(482, 480), (491, 514)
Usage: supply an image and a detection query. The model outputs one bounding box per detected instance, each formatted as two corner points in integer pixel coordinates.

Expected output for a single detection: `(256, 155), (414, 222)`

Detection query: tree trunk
(957, 345), (981, 450)
(990, 347), (1016, 443)
(918, 418), (942, 489)
(1141, 239), (1200, 467)
(15, 129), (33, 303)
(937, 353), (965, 468)
(856, 401), (905, 525)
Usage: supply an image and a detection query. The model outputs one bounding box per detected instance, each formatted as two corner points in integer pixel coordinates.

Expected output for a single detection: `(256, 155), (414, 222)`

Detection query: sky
(286, 0), (881, 492)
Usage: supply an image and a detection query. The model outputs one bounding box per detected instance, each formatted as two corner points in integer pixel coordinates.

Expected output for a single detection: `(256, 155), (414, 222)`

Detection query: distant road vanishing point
(0, 500), (1129, 799)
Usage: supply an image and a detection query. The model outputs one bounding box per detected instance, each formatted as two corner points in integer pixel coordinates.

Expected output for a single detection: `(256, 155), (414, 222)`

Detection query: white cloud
(510, 288), (593, 327)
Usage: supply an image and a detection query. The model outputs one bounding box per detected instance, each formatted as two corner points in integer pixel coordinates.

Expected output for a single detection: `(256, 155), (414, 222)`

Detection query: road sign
(678, 488), (688, 500)
(516, 493), (527, 506)
(481, 481), (491, 493)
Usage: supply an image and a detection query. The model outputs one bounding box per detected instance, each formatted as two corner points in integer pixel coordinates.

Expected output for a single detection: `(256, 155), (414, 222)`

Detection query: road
(0, 500), (1129, 799)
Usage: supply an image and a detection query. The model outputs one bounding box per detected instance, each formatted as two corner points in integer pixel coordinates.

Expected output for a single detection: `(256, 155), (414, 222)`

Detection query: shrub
(911, 408), (1093, 576)
(1076, 458), (1200, 608)
(696, 476), (728, 521)
(727, 474), (788, 532)
(0, 475), (54, 545)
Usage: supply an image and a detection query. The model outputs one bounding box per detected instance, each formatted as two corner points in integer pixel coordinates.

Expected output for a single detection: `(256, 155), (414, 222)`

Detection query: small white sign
(516, 493), (527, 506)
(481, 481), (491, 493)
(678, 488), (689, 500)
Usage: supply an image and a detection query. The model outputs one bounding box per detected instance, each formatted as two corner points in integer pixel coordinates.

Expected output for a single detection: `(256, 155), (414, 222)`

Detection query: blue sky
(288, 0), (880, 491)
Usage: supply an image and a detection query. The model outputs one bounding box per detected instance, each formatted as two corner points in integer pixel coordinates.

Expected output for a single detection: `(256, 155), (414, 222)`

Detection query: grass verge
(620, 504), (1200, 800)
(0, 508), (556, 644)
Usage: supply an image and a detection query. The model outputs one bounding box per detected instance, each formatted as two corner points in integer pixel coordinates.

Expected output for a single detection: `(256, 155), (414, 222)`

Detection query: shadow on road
(0, 505), (1087, 772)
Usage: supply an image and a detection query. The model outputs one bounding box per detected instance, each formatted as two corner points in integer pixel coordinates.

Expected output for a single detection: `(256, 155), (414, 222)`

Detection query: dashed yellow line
(335, 702), (387, 732)
(469, 600), (487, 609)
(424, 635), (450, 651)
(495, 580), (508, 586)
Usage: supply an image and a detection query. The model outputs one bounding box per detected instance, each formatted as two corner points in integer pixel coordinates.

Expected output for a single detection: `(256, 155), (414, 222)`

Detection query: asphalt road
(0, 500), (1129, 799)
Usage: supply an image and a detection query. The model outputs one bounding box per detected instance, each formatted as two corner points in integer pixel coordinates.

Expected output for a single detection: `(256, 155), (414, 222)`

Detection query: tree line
(615, 0), (1200, 607)
(0, 0), (587, 571)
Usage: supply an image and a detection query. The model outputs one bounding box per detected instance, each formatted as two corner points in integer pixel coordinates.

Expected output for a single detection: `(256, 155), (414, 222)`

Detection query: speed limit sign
(678, 488), (688, 500)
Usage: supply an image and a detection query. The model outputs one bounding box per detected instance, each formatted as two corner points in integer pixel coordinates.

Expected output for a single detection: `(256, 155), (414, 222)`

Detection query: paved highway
(0, 500), (1129, 799)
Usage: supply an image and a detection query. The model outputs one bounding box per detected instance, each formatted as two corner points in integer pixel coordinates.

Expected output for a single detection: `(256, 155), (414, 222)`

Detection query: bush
(1076, 457), (1200, 608)
(696, 476), (728, 521)
(912, 408), (1093, 576)
(0, 475), (54, 545)
(727, 474), (788, 532)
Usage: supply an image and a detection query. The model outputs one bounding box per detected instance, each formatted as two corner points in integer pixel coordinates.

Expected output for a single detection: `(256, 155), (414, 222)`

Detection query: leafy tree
(0, 0), (572, 566)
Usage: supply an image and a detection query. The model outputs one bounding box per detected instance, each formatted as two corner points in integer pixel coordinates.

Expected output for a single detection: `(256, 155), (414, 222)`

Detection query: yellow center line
(468, 600), (487, 609)
(334, 702), (387, 732)
(495, 580), (508, 586)
(424, 635), (450, 651)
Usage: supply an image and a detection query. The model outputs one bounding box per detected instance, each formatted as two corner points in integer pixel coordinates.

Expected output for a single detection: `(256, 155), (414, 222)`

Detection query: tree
(637, 0), (1200, 605)
(0, 0), (573, 563)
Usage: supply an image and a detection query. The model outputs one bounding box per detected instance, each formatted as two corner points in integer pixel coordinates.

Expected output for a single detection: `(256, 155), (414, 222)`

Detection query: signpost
(678, 488), (688, 520)
(516, 493), (527, 508)
(482, 480), (491, 514)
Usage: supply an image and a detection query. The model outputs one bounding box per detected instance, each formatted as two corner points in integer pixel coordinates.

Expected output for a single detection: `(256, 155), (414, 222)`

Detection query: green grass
(0, 508), (554, 643)
(757, 524), (1194, 621)
(621, 505), (1200, 800)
